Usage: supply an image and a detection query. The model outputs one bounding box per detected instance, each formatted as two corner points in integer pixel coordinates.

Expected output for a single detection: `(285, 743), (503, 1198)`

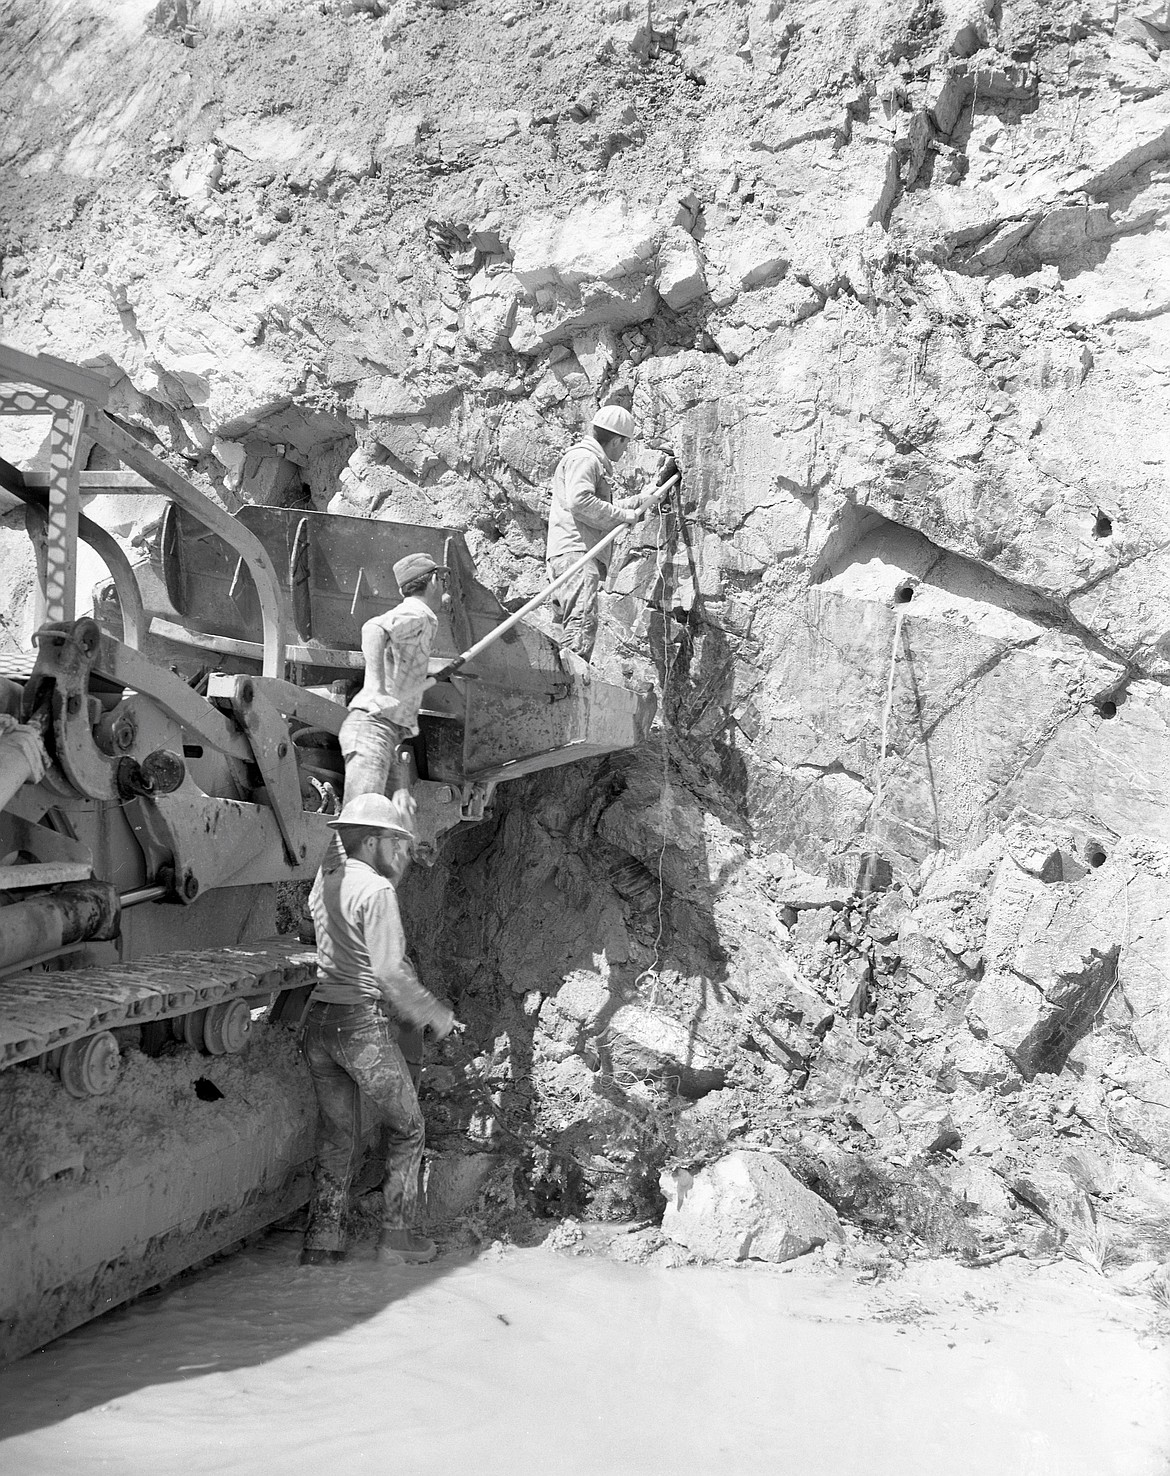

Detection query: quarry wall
(3, 0), (1170, 1260)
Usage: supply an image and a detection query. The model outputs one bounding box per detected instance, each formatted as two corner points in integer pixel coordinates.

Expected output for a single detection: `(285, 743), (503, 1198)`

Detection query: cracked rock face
(4, 0), (1170, 1254)
(6, 0), (1164, 882)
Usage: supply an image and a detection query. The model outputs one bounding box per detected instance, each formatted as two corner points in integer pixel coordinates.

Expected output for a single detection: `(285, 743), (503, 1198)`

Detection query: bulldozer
(0, 345), (653, 1364)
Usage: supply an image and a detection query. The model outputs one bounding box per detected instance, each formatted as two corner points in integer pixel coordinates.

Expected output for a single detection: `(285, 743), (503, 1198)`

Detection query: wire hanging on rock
(859, 602), (906, 891)
(636, 494), (676, 1004)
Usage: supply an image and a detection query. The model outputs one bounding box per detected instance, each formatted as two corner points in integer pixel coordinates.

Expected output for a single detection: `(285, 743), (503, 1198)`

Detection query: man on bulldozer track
(301, 793), (465, 1267)
(340, 550), (450, 805)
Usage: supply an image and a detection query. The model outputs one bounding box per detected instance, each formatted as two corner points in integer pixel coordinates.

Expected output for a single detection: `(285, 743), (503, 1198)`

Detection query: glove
(655, 455), (680, 488)
(652, 455), (680, 509)
(432, 1014), (467, 1041)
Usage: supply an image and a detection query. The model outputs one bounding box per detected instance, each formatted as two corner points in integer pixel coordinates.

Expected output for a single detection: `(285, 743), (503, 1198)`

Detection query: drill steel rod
(433, 473), (680, 680)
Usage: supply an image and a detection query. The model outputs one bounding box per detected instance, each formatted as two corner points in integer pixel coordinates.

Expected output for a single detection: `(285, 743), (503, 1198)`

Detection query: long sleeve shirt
(545, 435), (641, 568)
(308, 857), (454, 1032)
(348, 595), (439, 734)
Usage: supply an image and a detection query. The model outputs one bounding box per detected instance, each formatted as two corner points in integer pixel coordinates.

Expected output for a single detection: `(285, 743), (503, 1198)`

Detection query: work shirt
(308, 857), (454, 1031)
(348, 595), (438, 735)
(546, 435), (639, 568)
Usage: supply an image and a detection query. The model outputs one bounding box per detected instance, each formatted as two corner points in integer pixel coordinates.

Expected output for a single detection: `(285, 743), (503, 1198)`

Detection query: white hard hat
(592, 404), (636, 439)
(327, 792), (415, 839)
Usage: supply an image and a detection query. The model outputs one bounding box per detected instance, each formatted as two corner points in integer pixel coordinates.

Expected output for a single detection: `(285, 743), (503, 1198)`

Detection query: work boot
(299, 1247), (346, 1267)
(380, 1228), (437, 1264)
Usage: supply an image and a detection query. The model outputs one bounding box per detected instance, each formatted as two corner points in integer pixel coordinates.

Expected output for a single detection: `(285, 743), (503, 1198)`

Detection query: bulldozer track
(0, 941), (317, 1070)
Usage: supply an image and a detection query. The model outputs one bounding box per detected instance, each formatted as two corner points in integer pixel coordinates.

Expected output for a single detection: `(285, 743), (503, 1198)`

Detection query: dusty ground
(0, 1233), (1166, 1476)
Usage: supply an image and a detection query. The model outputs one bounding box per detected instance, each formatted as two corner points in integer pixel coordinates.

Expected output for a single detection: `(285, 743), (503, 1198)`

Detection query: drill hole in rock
(1092, 510), (1113, 540)
(1096, 699), (1118, 720)
(1084, 841), (1108, 869)
(893, 584), (915, 605)
(194, 1077), (224, 1102)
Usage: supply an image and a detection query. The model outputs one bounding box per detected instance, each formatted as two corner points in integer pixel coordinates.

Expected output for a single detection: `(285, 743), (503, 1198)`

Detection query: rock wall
(3, 0), (1170, 1258)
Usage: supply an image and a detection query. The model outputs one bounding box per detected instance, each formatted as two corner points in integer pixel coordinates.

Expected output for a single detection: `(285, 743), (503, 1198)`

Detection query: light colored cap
(327, 792), (416, 839)
(592, 404), (635, 439)
(393, 552), (445, 589)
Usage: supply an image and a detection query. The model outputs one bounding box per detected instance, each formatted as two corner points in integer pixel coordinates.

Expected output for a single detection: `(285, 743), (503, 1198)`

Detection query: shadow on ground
(0, 1228), (474, 1441)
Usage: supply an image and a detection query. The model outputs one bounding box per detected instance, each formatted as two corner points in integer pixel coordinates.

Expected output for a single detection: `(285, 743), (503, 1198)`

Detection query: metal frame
(0, 346), (289, 678)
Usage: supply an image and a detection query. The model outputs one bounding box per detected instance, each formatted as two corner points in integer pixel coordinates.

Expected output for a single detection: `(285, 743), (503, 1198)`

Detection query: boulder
(725, 222), (792, 289)
(952, 1035), (1013, 1091)
(167, 144), (221, 203)
(895, 1100), (962, 1157)
(1105, 1056), (1170, 1165)
(764, 857), (849, 909)
(571, 324), (618, 384)
(549, 972), (612, 1031)
(1010, 1167), (1092, 1234)
(1026, 205), (1112, 265)
(655, 229), (706, 309)
(966, 971), (1050, 1069)
(1108, 1093), (1170, 1167)
(849, 1091), (901, 1142)
(541, 978), (726, 1097)
(660, 1151), (843, 1262)
(940, 1158), (1015, 1219)
(806, 1020), (870, 1106)
(510, 197), (660, 291)
(866, 889), (909, 943)
(1099, 844), (1170, 1068)
(598, 1003), (727, 1098)
(969, 851), (1124, 1076)
(461, 269), (521, 351)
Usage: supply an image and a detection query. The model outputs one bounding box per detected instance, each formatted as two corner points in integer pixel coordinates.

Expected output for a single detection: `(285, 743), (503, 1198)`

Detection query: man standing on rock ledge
(545, 405), (663, 660)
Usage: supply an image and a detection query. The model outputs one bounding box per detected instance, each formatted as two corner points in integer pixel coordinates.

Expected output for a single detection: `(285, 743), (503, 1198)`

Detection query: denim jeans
(321, 710), (414, 872)
(338, 709), (412, 797)
(301, 1000), (425, 1253)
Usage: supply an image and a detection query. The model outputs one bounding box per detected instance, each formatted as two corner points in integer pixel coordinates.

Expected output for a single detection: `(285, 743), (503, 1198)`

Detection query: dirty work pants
(322, 710), (414, 873)
(338, 709), (413, 799)
(548, 555), (601, 660)
(302, 1000), (425, 1253)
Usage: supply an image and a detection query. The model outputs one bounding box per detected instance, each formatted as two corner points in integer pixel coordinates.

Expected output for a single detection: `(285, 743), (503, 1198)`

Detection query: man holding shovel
(545, 405), (674, 660)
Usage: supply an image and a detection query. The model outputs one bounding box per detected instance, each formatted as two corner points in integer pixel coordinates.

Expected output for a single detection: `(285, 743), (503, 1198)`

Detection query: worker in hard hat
(545, 404), (663, 660)
(312, 550), (451, 1072)
(301, 792), (466, 1267)
(339, 550), (450, 806)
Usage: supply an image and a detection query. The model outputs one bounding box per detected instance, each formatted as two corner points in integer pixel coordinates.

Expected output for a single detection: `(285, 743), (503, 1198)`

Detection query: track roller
(51, 1032), (121, 1098)
(203, 999), (251, 1055)
(180, 1008), (209, 1049)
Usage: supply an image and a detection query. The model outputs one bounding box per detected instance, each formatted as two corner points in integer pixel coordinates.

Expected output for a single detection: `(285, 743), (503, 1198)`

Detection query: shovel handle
(433, 473), (681, 680)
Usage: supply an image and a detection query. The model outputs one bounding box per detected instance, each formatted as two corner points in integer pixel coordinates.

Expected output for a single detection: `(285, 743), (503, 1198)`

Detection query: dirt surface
(0, 1234), (1166, 1475)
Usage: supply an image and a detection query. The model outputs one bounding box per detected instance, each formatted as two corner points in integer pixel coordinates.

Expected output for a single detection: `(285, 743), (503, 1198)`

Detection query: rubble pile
(406, 770), (1170, 1273)
(3, 0), (1170, 1274)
